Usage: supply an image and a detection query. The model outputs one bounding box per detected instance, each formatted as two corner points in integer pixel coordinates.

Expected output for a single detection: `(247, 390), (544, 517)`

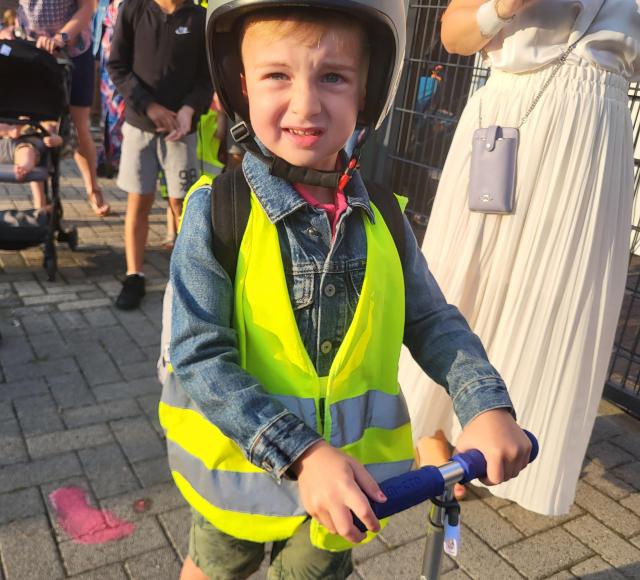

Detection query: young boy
(107, 0), (212, 310)
(162, 1), (532, 578)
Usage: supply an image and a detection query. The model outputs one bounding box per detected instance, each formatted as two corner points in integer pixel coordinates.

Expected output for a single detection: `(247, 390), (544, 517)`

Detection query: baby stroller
(0, 39), (78, 281)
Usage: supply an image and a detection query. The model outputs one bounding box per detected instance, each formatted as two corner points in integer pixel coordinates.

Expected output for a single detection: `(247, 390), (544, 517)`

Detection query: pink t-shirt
(293, 183), (348, 239)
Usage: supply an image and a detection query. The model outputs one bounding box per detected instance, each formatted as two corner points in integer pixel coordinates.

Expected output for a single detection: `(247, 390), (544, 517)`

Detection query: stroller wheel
(58, 226), (78, 251)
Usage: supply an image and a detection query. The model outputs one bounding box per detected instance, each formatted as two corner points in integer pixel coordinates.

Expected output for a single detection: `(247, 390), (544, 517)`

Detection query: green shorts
(188, 511), (354, 579)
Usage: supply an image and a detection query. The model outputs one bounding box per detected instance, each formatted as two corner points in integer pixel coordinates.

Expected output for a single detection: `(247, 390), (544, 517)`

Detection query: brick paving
(0, 160), (639, 579)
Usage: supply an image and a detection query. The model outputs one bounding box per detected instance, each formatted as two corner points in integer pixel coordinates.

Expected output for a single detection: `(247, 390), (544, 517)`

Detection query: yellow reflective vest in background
(196, 109), (224, 180)
(159, 189), (414, 551)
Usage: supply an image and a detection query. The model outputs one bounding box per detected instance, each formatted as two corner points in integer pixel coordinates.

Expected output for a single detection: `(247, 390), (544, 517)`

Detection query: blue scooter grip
(452, 430), (538, 485)
(353, 466), (445, 532)
(352, 431), (538, 533)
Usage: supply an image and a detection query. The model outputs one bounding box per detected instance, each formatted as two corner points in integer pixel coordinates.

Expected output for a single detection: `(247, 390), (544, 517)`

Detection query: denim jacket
(170, 152), (514, 480)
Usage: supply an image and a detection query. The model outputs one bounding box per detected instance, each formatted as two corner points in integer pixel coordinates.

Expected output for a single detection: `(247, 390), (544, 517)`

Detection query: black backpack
(210, 166), (406, 283)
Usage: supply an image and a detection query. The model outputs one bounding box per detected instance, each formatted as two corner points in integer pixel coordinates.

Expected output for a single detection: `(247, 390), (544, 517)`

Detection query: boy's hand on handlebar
(292, 440), (387, 544)
(455, 408), (532, 485)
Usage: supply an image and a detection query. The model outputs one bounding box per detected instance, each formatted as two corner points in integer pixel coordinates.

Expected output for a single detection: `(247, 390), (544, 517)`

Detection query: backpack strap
(363, 179), (406, 269)
(211, 166), (251, 283)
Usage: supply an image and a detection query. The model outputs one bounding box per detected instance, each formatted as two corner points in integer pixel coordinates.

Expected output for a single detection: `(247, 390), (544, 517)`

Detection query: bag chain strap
(478, 0), (607, 129)
(479, 41), (578, 129)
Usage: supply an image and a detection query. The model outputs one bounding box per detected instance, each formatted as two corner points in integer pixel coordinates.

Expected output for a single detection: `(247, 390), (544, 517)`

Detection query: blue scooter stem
(353, 431), (538, 532)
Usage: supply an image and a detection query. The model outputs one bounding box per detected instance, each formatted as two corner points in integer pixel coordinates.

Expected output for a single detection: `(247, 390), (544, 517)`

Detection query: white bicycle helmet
(205, 0), (406, 187)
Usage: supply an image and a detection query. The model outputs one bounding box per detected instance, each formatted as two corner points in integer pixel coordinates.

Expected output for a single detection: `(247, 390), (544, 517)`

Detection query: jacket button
(320, 340), (332, 354)
(261, 461), (273, 472)
(324, 284), (336, 297)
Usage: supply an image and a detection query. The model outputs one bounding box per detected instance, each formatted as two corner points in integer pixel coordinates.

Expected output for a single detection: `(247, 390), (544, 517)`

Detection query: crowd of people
(0, 0), (224, 309)
(1, 0), (639, 578)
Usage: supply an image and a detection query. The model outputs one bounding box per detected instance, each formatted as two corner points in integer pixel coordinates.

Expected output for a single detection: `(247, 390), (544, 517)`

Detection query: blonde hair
(3, 8), (16, 27)
(240, 8), (369, 64)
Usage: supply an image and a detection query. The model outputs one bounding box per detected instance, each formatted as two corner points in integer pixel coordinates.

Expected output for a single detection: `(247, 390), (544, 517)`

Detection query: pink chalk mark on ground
(49, 486), (135, 544)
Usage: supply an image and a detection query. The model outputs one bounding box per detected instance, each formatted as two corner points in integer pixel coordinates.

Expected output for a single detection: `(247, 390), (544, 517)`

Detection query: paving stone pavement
(1, 161), (639, 579)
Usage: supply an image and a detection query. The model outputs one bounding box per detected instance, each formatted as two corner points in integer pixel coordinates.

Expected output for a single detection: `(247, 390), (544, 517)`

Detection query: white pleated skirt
(398, 62), (634, 516)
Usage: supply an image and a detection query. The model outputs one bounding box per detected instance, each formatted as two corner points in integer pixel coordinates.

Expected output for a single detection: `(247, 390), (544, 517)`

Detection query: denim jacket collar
(242, 152), (375, 224)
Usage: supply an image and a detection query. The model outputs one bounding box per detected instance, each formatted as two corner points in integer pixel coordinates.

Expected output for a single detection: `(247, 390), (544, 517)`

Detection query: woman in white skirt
(399, 0), (640, 515)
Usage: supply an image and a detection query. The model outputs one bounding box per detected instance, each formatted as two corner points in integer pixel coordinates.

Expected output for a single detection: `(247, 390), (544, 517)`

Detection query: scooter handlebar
(352, 431), (538, 532)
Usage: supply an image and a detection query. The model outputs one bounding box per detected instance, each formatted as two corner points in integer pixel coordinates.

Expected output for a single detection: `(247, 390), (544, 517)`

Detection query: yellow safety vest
(197, 109), (224, 180)
(159, 190), (414, 551)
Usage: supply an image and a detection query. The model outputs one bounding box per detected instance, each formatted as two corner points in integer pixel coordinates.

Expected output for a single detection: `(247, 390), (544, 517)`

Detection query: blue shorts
(69, 49), (95, 108)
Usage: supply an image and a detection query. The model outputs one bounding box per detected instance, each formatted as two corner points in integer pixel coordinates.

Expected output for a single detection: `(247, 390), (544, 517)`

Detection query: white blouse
(484, 0), (640, 80)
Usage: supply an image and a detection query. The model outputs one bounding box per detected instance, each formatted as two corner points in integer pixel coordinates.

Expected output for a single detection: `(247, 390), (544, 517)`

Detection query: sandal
(88, 190), (111, 217)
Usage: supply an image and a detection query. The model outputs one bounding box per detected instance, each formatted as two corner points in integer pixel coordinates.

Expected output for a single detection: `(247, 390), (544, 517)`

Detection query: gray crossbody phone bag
(469, 0), (606, 214)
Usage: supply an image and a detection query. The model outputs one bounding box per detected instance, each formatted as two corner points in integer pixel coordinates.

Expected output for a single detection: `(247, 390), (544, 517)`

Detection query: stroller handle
(353, 431), (538, 532)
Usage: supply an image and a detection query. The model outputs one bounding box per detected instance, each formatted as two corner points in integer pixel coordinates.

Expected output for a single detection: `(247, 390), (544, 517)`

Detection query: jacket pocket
(289, 272), (315, 350)
(290, 272), (314, 311)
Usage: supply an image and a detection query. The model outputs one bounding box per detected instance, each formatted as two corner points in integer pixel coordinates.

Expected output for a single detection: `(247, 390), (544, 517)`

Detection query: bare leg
(30, 181), (47, 209)
(416, 431), (466, 500)
(179, 557), (209, 580)
(70, 105), (110, 216)
(168, 197), (184, 228)
(164, 205), (177, 249)
(124, 192), (155, 274)
(164, 197), (183, 249)
(415, 431), (450, 467)
(13, 145), (37, 181)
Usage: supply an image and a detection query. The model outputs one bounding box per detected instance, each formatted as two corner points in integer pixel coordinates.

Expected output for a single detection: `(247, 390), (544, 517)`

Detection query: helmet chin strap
(230, 121), (370, 190)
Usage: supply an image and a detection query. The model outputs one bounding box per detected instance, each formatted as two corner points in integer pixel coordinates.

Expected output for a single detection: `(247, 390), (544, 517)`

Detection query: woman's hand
(36, 34), (65, 54)
(442, 0), (535, 55)
(292, 441), (387, 544)
(495, 0), (534, 20)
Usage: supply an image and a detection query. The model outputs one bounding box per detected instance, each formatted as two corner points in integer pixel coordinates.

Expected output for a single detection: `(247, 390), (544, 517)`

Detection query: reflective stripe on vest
(159, 189), (414, 550)
(163, 368), (411, 450)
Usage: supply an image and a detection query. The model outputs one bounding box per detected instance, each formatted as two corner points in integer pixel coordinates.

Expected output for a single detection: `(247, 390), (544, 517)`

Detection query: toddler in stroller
(0, 38), (78, 280)
(0, 121), (62, 185)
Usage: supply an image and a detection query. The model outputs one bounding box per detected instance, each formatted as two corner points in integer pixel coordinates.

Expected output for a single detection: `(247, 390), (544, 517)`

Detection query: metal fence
(604, 82), (640, 416)
(361, 0), (489, 241)
(360, 3), (640, 416)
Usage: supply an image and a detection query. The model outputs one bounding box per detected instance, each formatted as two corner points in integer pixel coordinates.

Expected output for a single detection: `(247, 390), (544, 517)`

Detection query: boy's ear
(240, 73), (248, 97)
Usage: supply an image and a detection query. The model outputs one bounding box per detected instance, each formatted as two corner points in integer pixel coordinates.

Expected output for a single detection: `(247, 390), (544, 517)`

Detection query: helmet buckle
(230, 121), (252, 144)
